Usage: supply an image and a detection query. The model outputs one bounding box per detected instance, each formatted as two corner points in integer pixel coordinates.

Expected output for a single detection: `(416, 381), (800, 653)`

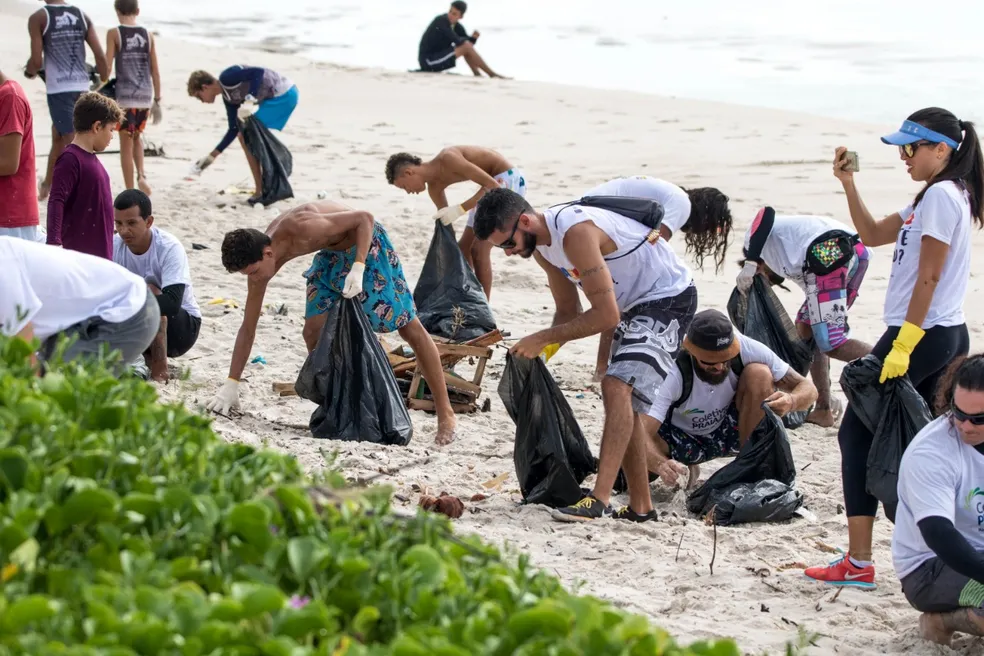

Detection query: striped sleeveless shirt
(114, 25), (153, 109)
(42, 4), (90, 95)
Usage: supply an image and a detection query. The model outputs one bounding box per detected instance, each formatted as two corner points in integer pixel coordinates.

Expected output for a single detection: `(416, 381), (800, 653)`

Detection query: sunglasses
(951, 401), (984, 426)
(496, 214), (522, 250)
(696, 358), (730, 368)
(899, 141), (935, 158)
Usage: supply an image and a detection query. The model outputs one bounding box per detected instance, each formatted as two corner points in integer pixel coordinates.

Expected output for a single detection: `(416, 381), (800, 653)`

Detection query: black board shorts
(166, 309), (201, 358)
(419, 46), (458, 72)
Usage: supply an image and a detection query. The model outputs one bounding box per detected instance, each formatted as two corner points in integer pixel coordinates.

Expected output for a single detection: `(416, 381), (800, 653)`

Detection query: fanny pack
(804, 230), (860, 276)
(551, 195), (665, 261)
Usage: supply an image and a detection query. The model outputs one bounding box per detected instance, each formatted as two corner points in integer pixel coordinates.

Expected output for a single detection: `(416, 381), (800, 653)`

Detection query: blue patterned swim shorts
(303, 223), (417, 333)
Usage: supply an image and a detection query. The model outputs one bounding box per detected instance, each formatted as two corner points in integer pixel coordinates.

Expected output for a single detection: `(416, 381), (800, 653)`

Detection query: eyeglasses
(496, 214), (523, 250)
(899, 141), (934, 158)
(951, 401), (984, 426)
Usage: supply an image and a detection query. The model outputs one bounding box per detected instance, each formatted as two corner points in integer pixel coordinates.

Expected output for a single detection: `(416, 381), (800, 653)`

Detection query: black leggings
(839, 323), (969, 519)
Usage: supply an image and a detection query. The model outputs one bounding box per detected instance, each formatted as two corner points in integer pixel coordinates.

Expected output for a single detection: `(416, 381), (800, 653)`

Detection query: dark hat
(683, 309), (741, 363)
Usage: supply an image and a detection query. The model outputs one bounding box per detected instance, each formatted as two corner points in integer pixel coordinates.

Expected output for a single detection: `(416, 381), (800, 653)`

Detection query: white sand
(4, 2), (984, 653)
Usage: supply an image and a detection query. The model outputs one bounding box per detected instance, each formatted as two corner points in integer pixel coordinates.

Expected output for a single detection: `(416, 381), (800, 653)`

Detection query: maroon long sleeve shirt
(46, 144), (113, 259)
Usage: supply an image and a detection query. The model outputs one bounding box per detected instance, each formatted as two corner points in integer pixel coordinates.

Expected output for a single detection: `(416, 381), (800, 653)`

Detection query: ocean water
(62, 0), (984, 125)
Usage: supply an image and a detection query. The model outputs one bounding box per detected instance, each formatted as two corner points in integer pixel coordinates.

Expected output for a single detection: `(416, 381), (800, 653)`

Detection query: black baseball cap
(683, 309), (741, 363)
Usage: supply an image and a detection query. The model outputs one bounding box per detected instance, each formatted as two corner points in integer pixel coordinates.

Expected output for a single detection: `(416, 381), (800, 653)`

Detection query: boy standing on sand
(25, 0), (108, 201)
(104, 0), (161, 195)
(207, 200), (458, 446)
(0, 68), (41, 242)
(187, 66), (299, 205)
(385, 146), (527, 299)
(47, 92), (122, 260)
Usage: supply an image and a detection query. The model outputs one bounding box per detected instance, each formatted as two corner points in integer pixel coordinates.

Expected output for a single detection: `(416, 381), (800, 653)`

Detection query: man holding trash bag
(473, 187), (697, 523)
(644, 309), (817, 489)
(206, 199), (458, 446)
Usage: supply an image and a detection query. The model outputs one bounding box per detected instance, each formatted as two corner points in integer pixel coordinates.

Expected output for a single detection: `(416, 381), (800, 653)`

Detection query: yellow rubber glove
(541, 343), (561, 363)
(879, 321), (925, 383)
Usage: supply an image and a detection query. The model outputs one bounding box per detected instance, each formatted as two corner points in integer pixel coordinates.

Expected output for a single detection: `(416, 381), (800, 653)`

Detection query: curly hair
(73, 92), (123, 132)
(680, 187), (732, 274)
(385, 153), (422, 184)
(187, 70), (216, 96)
(221, 228), (271, 272)
(473, 188), (532, 240)
(934, 353), (984, 417)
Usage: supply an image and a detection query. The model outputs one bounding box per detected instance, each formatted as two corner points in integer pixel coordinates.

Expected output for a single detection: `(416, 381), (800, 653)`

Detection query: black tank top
(114, 25), (153, 109)
(41, 4), (89, 94)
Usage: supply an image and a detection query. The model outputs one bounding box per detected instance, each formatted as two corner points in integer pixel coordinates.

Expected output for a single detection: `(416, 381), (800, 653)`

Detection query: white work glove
(342, 262), (366, 299)
(736, 260), (759, 294)
(237, 104), (254, 122)
(150, 99), (162, 125)
(433, 204), (466, 226)
(206, 378), (240, 415)
(195, 154), (215, 172)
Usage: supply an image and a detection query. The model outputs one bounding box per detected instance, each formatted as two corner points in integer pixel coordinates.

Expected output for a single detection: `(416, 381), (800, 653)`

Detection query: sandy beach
(4, 1), (984, 653)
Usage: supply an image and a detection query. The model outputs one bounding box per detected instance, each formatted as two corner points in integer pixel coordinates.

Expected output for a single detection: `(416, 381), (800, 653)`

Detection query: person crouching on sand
(205, 200), (458, 446)
(892, 354), (984, 646)
(187, 65), (298, 205)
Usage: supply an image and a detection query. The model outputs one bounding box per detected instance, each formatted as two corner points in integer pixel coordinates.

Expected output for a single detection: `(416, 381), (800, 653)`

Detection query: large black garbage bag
(687, 406), (802, 525)
(294, 298), (413, 445)
(241, 114), (294, 207)
(728, 277), (815, 429)
(840, 354), (932, 515)
(498, 353), (597, 507)
(413, 223), (496, 341)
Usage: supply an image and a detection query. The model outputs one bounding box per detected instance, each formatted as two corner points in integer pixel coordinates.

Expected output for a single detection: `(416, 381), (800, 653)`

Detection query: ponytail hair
(934, 353), (984, 416)
(909, 107), (984, 228)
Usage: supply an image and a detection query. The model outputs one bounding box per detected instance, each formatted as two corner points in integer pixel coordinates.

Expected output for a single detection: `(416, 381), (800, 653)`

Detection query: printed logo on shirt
(54, 12), (79, 28)
(964, 487), (984, 510)
(125, 32), (147, 49)
(682, 408), (705, 416)
(561, 267), (581, 283)
(964, 487), (984, 529)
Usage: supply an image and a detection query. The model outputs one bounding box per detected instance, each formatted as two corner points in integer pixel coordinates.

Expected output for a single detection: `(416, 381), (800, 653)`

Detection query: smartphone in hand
(843, 150), (860, 172)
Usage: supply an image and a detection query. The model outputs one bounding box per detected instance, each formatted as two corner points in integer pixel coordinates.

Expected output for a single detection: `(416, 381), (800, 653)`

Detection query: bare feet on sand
(806, 397), (843, 428)
(686, 465), (701, 490)
(919, 613), (953, 645)
(435, 417), (457, 446)
(138, 176), (153, 196)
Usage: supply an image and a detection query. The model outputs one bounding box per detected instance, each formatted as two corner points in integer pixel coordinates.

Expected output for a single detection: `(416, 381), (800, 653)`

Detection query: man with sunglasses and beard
(472, 187), (697, 522)
(643, 310), (817, 490)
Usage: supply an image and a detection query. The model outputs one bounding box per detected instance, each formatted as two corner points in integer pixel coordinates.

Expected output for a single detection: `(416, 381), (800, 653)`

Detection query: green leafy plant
(0, 335), (741, 655)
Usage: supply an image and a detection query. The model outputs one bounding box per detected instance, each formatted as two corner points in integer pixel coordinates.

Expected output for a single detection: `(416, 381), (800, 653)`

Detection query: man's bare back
(426, 146), (512, 193)
(266, 200), (370, 275)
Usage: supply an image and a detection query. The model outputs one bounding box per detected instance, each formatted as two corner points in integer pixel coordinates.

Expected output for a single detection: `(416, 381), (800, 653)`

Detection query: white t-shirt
(113, 227), (201, 318)
(0, 236), (148, 340)
(893, 416), (984, 579)
(647, 333), (790, 434)
(743, 214), (856, 291)
(537, 203), (693, 314)
(584, 176), (691, 234)
(884, 182), (971, 328)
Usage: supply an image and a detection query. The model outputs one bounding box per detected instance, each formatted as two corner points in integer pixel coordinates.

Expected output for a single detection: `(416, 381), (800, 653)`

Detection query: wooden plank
(408, 398), (477, 414)
(272, 382), (297, 397)
(392, 329), (505, 376)
(435, 344), (493, 359)
(444, 376), (480, 398)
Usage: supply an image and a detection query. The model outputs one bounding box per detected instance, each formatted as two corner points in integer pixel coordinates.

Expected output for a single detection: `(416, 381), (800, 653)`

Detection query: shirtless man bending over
(385, 146), (527, 299)
(206, 200), (458, 445)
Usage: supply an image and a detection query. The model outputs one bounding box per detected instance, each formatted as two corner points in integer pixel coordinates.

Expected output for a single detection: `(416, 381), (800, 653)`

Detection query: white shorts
(466, 168), (528, 228)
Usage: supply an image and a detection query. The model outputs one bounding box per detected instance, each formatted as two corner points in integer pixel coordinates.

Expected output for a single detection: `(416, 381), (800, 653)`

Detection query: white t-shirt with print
(0, 236), (147, 340)
(646, 333), (790, 434)
(743, 214), (856, 291)
(584, 176), (691, 234)
(884, 181), (971, 328)
(893, 416), (984, 579)
(536, 203), (693, 314)
(113, 227), (201, 318)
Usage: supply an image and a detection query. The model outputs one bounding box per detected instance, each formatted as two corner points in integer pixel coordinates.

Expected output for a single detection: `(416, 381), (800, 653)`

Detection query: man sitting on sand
(418, 1), (505, 78)
(644, 309), (817, 490)
(474, 188), (697, 522)
(206, 200), (458, 445)
(386, 146), (527, 299)
(1, 236), (160, 370)
(187, 65), (299, 205)
(113, 189), (202, 382)
(737, 208), (872, 427)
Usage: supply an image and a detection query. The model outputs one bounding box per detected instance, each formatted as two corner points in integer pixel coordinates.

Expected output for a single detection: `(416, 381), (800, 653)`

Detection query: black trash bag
(728, 276), (815, 429)
(294, 298), (413, 445)
(98, 78), (117, 99)
(498, 353), (598, 507)
(412, 223), (496, 341)
(711, 479), (804, 525)
(241, 114), (294, 207)
(840, 354), (932, 514)
(687, 406), (802, 525)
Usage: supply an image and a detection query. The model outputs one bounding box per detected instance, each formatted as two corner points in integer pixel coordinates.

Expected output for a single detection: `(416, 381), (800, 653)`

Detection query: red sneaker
(803, 552), (876, 589)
